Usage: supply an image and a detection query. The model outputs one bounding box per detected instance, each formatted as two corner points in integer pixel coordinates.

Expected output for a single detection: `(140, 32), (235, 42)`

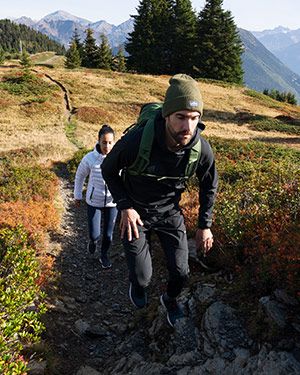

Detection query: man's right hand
(120, 208), (144, 241)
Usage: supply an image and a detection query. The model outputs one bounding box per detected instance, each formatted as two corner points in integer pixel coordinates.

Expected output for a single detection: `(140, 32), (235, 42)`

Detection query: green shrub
(0, 158), (57, 203)
(248, 115), (300, 135)
(0, 71), (57, 98)
(0, 226), (46, 374)
(67, 148), (90, 181)
(185, 137), (300, 293)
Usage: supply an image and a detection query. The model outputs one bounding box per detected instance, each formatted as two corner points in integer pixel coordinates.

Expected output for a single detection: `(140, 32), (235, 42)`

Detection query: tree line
(66, 0), (243, 84)
(65, 29), (126, 72)
(0, 19), (65, 57)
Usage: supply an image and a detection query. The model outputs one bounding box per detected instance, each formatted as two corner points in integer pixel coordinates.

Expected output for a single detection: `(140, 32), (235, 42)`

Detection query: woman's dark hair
(98, 124), (115, 139)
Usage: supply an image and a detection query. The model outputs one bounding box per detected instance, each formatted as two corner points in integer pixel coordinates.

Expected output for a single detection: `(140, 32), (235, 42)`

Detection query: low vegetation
(182, 138), (300, 295)
(0, 152), (60, 373)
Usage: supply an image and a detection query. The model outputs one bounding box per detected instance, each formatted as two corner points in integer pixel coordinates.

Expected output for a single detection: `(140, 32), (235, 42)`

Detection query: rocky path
(42, 168), (137, 374)
(41, 170), (300, 375)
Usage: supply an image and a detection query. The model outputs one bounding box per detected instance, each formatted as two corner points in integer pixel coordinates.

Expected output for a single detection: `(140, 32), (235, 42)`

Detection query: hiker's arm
(101, 137), (135, 210)
(74, 157), (90, 203)
(196, 139), (218, 248)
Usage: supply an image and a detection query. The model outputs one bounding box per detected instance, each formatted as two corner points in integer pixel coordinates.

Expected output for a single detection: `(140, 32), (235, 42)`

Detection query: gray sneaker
(160, 293), (184, 327)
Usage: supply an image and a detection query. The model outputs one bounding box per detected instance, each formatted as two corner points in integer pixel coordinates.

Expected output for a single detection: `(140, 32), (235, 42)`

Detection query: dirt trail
(43, 168), (134, 374)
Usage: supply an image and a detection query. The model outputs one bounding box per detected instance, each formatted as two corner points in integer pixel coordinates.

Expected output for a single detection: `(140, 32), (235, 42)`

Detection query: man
(102, 74), (218, 327)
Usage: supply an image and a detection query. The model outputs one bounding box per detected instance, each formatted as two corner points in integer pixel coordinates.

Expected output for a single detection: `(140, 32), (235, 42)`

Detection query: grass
(248, 114), (300, 135)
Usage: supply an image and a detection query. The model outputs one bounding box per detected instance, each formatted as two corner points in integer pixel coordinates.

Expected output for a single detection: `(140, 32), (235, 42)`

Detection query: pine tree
(72, 28), (84, 59)
(171, 0), (197, 75)
(126, 0), (156, 73)
(20, 48), (32, 69)
(126, 0), (174, 74)
(112, 47), (127, 72)
(65, 40), (81, 69)
(195, 0), (243, 83)
(0, 47), (5, 64)
(97, 34), (113, 70)
(82, 28), (99, 68)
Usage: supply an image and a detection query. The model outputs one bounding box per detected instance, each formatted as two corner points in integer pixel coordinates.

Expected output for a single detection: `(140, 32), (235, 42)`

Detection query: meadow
(0, 56), (299, 373)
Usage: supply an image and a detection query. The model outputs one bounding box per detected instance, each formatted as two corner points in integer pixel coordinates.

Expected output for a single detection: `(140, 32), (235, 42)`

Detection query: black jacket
(101, 113), (218, 229)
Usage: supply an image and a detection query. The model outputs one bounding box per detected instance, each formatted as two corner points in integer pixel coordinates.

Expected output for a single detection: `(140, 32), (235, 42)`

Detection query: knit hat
(162, 74), (203, 117)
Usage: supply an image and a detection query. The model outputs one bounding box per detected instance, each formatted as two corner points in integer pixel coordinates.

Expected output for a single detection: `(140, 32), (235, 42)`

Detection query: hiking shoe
(129, 282), (147, 309)
(99, 254), (112, 269)
(160, 293), (184, 327)
(87, 240), (97, 254)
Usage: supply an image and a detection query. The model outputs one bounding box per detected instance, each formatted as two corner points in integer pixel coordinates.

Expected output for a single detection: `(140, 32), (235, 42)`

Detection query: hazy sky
(0, 0), (299, 31)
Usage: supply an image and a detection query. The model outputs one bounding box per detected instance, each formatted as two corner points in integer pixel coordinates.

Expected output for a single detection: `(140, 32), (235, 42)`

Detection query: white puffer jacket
(74, 144), (116, 207)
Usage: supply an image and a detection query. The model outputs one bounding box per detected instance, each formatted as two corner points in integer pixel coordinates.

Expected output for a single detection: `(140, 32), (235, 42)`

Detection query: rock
(27, 360), (47, 374)
(75, 319), (90, 334)
(202, 301), (252, 360)
(173, 318), (199, 355)
(273, 289), (299, 306)
(167, 350), (204, 367)
(259, 296), (287, 328)
(85, 326), (108, 338)
(76, 365), (101, 375)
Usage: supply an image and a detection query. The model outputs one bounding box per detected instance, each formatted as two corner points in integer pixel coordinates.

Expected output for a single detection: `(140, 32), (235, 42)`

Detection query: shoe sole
(99, 259), (112, 269)
(129, 283), (146, 309)
(160, 295), (174, 327)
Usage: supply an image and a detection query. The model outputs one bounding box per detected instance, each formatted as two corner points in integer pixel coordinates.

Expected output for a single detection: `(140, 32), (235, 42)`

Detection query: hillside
(0, 64), (299, 373)
(0, 19), (65, 54)
(239, 28), (300, 102)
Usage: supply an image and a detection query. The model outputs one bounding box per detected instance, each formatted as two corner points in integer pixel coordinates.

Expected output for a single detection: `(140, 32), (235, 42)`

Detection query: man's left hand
(195, 228), (214, 256)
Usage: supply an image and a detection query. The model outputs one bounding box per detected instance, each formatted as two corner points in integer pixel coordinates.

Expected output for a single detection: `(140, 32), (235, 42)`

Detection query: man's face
(165, 110), (200, 147)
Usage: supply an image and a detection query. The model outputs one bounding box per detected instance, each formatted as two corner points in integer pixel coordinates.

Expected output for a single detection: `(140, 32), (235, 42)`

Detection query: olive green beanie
(162, 74), (203, 117)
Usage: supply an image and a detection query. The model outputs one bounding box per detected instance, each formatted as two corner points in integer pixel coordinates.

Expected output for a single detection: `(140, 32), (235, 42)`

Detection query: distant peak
(41, 10), (91, 24)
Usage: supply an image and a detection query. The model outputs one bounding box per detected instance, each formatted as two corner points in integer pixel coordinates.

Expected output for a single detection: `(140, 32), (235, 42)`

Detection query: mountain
(239, 28), (300, 102)
(275, 41), (300, 76)
(14, 11), (133, 49)
(252, 26), (300, 76)
(252, 26), (300, 52)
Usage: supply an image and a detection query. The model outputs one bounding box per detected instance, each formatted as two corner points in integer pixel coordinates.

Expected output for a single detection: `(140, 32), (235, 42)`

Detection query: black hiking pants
(122, 209), (189, 299)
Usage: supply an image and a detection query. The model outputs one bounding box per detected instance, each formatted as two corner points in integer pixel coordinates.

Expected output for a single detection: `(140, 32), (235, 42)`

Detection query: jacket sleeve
(101, 135), (136, 210)
(196, 139), (218, 229)
(74, 156), (90, 200)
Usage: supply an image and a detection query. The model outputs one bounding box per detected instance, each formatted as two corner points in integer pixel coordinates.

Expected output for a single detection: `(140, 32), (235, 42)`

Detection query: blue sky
(0, 0), (299, 31)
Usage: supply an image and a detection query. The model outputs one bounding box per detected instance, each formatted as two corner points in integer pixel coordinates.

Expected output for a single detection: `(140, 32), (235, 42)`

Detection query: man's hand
(120, 208), (144, 241)
(195, 228), (214, 256)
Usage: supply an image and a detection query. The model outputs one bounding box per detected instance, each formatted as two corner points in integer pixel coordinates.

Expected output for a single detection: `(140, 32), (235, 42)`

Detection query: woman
(74, 125), (117, 269)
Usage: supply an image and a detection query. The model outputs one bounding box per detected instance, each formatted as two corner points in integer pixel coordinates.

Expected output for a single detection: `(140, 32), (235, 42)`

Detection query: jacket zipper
(90, 186), (95, 201)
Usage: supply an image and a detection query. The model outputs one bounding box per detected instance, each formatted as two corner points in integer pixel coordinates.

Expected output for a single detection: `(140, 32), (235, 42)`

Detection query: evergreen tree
(97, 34), (113, 70)
(82, 28), (99, 68)
(72, 28), (84, 59)
(0, 47), (5, 64)
(65, 40), (81, 69)
(126, 0), (174, 74)
(126, 0), (156, 73)
(171, 0), (197, 75)
(195, 0), (243, 83)
(112, 47), (127, 72)
(20, 48), (32, 69)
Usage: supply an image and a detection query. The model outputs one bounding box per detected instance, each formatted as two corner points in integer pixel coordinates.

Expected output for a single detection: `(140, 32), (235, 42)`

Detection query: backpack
(125, 103), (201, 180)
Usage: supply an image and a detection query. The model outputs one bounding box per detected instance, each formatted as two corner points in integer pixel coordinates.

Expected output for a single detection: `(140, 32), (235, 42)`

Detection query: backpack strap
(127, 117), (155, 175)
(185, 139), (201, 177)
